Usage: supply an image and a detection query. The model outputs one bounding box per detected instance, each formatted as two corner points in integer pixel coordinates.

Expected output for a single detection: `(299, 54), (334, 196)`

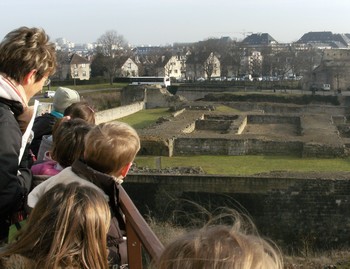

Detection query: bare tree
(52, 50), (70, 81)
(225, 42), (244, 78)
(97, 30), (128, 85)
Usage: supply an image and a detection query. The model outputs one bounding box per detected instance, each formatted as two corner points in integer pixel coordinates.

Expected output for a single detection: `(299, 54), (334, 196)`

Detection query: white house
(70, 53), (90, 80)
(186, 51), (221, 80)
(117, 57), (139, 77)
(155, 54), (186, 80)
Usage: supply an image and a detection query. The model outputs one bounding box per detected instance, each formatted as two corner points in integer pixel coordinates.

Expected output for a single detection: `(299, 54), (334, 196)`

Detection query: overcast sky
(1, 0), (349, 46)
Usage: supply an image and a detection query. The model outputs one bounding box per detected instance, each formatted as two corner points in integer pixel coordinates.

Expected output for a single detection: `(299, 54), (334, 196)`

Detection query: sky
(1, 0), (349, 46)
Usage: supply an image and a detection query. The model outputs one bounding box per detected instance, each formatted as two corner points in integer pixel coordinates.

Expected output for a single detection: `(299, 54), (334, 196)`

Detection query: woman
(0, 183), (110, 269)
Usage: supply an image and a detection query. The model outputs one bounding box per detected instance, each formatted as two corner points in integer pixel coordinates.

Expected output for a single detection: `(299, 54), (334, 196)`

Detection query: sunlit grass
(215, 105), (240, 113)
(50, 83), (128, 91)
(117, 108), (172, 129)
(118, 105), (239, 129)
(134, 155), (350, 176)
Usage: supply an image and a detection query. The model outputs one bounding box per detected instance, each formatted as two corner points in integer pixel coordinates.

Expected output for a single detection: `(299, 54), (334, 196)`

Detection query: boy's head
(84, 122), (140, 177)
(53, 87), (80, 114)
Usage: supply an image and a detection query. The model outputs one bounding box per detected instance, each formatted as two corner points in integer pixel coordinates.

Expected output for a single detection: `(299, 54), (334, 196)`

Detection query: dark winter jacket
(0, 98), (32, 240)
(29, 112), (58, 157)
(71, 159), (126, 266)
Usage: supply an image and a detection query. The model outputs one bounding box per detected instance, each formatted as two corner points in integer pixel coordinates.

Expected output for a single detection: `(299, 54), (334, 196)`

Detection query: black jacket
(29, 113), (58, 157)
(0, 98), (32, 239)
(71, 159), (126, 266)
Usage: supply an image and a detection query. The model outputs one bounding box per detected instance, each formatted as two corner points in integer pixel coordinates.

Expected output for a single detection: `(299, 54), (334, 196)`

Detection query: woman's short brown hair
(0, 27), (56, 82)
(84, 122), (140, 175)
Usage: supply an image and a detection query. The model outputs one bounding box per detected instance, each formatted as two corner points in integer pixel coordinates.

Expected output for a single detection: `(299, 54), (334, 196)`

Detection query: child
(156, 218), (283, 269)
(0, 182), (110, 269)
(30, 87), (80, 157)
(31, 118), (92, 176)
(28, 121), (141, 267)
(36, 101), (95, 162)
(63, 101), (95, 124)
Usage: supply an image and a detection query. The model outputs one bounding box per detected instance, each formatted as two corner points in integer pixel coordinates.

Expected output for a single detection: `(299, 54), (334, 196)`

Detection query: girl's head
(64, 101), (96, 124)
(51, 118), (92, 167)
(157, 221), (283, 269)
(1, 183), (110, 269)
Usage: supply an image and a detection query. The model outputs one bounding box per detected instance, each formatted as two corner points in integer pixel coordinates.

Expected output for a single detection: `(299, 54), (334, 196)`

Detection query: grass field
(134, 155), (350, 175)
(43, 82), (128, 91)
(117, 108), (172, 129)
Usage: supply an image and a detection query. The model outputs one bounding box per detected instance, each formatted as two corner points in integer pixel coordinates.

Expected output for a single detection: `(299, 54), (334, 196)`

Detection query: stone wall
(302, 142), (345, 157)
(247, 114), (300, 125)
(120, 85), (146, 106)
(196, 115), (240, 132)
(176, 86), (235, 101)
(95, 101), (145, 124)
(173, 138), (304, 156)
(139, 138), (174, 156)
(123, 173), (350, 251)
(195, 120), (232, 131)
(120, 85), (186, 109)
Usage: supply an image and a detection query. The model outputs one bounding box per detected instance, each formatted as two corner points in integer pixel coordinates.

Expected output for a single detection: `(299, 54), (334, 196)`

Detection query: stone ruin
(137, 98), (350, 158)
(121, 84), (350, 158)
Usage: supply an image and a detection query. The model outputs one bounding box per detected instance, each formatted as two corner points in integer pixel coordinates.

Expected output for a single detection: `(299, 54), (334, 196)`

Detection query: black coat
(29, 112), (58, 157)
(0, 98), (32, 239)
(71, 159), (126, 266)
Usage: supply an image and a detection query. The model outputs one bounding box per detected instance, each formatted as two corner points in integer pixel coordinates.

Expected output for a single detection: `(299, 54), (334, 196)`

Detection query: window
(83, 71), (86, 76)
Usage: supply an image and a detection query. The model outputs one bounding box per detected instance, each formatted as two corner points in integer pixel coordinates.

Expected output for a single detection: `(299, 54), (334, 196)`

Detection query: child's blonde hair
(84, 122), (140, 175)
(0, 183), (111, 269)
(157, 217), (283, 269)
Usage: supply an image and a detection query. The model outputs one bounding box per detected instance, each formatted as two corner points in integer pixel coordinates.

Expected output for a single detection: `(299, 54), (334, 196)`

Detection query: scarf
(0, 74), (28, 106)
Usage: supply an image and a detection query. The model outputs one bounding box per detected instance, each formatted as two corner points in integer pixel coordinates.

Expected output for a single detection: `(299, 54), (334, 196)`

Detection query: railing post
(119, 185), (164, 268)
(125, 220), (143, 269)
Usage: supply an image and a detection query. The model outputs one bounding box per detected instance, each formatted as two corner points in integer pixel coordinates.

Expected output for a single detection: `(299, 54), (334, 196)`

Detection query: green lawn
(117, 108), (172, 129)
(134, 155), (350, 176)
(48, 83), (128, 91)
(117, 105), (240, 129)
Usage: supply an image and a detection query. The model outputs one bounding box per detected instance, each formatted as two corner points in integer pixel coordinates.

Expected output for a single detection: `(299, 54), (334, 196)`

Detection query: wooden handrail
(119, 185), (164, 269)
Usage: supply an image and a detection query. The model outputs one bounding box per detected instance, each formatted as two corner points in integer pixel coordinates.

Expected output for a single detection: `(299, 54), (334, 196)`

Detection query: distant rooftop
(297, 31), (350, 48)
(242, 33), (277, 46)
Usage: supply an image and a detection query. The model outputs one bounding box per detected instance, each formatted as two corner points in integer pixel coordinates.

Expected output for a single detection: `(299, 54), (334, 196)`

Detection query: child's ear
(121, 162), (132, 177)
